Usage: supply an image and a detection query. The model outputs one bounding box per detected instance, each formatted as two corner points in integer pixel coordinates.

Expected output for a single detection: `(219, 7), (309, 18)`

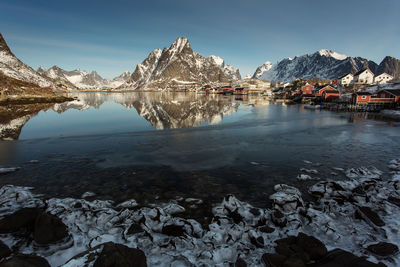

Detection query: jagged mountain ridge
(0, 33), (54, 89)
(37, 66), (131, 89)
(123, 37), (239, 90)
(207, 55), (241, 80)
(254, 49), (399, 82)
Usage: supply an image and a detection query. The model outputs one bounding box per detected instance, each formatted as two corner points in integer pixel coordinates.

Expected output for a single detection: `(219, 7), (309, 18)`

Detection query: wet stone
(0, 253), (51, 267)
(367, 242), (399, 257)
(235, 257), (247, 267)
(161, 224), (185, 237)
(387, 196), (400, 207)
(258, 225), (275, 233)
(34, 211), (69, 245)
(0, 240), (11, 260)
(309, 248), (386, 267)
(93, 242), (147, 267)
(296, 232), (328, 261)
(357, 206), (385, 227)
(0, 208), (43, 234)
(261, 253), (287, 267)
(127, 223), (144, 235)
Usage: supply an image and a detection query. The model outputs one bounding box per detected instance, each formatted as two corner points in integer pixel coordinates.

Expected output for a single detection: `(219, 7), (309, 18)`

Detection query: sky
(1, 0), (399, 79)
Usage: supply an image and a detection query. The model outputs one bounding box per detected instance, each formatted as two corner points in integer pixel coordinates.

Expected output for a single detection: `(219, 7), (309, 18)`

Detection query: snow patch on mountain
(0, 33), (54, 88)
(252, 61), (273, 79)
(318, 49), (348, 60)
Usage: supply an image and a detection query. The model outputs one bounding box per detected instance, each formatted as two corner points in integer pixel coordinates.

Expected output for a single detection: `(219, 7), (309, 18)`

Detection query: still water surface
(0, 92), (399, 207)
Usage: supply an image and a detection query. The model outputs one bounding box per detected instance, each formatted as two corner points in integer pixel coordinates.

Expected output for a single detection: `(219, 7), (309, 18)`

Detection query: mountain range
(253, 49), (400, 82)
(37, 66), (131, 89)
(1, 31), (400, 94)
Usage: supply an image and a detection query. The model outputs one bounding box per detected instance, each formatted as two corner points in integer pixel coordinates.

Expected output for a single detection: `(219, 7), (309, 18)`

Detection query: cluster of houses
(339, 69), (394, 86)
(298, 82), (400, 106)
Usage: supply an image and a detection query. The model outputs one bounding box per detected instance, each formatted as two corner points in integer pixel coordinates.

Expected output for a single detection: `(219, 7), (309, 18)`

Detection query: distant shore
(0, 95), (74, 106)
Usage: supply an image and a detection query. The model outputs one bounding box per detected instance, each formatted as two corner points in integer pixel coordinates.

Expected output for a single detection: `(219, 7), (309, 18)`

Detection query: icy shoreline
(0, 161), (399, 266)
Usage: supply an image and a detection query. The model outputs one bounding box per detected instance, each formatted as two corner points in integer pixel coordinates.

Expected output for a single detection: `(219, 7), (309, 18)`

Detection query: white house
(352, 68), (374, 84)
(374, 73), (393, 84)
(339, 73), (354, 86)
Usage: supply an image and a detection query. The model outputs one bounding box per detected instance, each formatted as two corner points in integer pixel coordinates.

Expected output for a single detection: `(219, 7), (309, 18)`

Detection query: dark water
(0, 92), (399, 208)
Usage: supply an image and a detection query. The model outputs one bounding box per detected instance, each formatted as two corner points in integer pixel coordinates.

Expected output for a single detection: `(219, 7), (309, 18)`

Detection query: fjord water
(0, 92), (399, 206)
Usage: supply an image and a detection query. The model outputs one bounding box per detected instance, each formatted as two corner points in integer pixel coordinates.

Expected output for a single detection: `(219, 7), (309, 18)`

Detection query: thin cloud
(7, 35), (134, 55)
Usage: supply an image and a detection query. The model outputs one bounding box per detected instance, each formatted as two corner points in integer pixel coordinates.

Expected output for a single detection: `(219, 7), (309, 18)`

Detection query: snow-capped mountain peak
(170, 37), (190, 54)
(122, 37), (242, 90)
(208, 55), (225, 67)
(317, 49), (347, 60)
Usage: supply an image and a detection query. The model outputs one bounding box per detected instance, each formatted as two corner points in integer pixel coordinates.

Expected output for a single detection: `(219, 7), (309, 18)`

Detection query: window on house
(362, 95), (367, 99)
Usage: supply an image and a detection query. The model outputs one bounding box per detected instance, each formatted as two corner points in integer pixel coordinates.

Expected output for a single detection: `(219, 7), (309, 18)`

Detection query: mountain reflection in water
(1, 92), (268, 140)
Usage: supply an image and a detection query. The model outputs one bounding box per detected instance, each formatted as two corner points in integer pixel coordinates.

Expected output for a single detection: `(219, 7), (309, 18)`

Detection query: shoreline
(0, 95), (75, 106)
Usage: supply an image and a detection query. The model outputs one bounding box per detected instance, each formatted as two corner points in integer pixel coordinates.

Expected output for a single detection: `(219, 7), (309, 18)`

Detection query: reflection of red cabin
(322, 89), (340, 100)
(301, 84), (314, 95)
(312, 85), (337, 97)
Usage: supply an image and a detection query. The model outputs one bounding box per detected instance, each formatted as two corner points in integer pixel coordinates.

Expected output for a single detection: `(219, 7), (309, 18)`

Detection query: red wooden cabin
(322, 89), (340, 100)
(301, 84), (314, 95)
(313, 85), (336, 97)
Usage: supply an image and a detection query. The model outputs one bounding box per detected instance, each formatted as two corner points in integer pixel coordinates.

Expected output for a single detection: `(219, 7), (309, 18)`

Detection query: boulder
(357, 206), (385, 227)
(161, 224), (185, 237)
(309, 248), (386, 267)
(296, 232), (328, 260)
(261, 253), (287, 266)
(127, 223), (144, 235)
(235, 257), (247, 267)
(34, 211), (69, 245)
(0, 240), (11, 260)
(93, 242), (147, 267)
(367, 242), (399, 257)
(0, 208), (42, 233)
(0, 254), (50, 267)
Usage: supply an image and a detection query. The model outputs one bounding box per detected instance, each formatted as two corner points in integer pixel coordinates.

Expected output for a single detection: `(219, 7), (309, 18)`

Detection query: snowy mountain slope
(207, 55), (241, 80)
(254, 49), (380, 82)
(122, 37), (236, 90)
(252, 61), (272, 79)
(0, 33), (54, 89)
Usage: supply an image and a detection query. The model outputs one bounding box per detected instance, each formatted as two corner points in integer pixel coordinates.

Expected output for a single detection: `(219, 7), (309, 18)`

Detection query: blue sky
(1, 0), (399, 79)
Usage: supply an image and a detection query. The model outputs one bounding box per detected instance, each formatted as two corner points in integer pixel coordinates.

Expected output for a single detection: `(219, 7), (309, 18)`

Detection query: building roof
(323, 89), (339, 93)
(353, 68), (372, 77)
(353, 91), (372, 95)
(381, 89), (400, 96)
(339, 73), (353, 79)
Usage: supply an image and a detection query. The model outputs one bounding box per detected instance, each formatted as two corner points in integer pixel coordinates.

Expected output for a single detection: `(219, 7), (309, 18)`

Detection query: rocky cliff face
(252, 61), (273, 79)
(208, 55), (241, 80)
(0, 33), (54, 90)
(377, 56), (400, 79)
(252, 49), (395, 82)
(123, 37), (232, 90)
